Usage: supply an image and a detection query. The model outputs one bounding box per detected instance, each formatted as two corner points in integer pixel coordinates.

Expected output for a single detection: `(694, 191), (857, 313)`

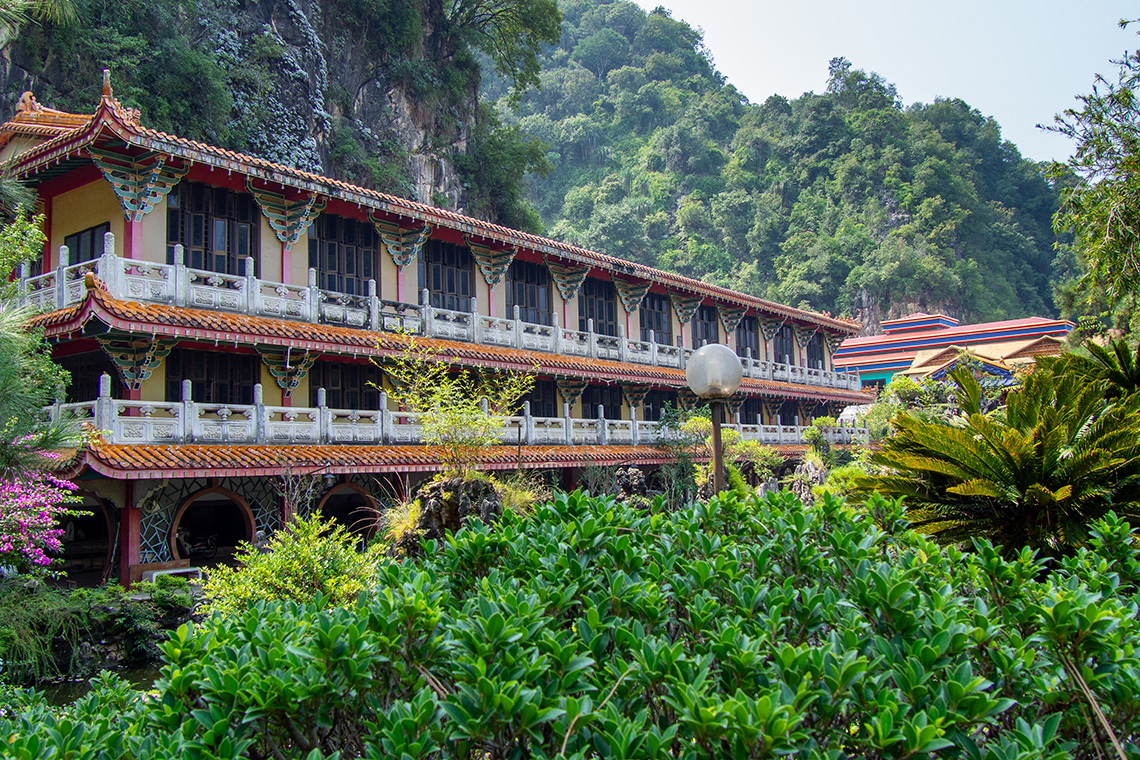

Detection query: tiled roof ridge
(3, 85), (863, 333)
(840, 316), (1074, 348)
(33, 276), (871, 404)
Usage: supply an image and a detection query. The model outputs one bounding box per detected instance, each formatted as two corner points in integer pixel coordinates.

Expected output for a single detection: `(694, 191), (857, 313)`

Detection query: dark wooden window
(308, 214), (378, 296)
(578, 277), (617, 336)
(64, 222), (110, 264)
(308, 361), (382, 410)
(736, 315), (760, 360)
(741, 397), (765, 426)
(691, 304), (719, 346)
(419, 240), (473, 311)
(506, 259), (551, 326)
(639, 291), (672, 345)
(522, 379), (558, 418)
(778, 400), (798, 426)
(773, 324), (795, 365)
(166, 182), (257, 275)
(165, 349), (258, 405)
(642, 389), (679, 422)
(806, 333), (824, 369)
(57, 351), (120, 403)
(581, 385), (625, 420)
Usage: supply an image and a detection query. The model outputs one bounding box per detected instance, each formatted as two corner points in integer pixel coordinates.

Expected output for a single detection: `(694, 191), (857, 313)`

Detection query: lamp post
(685, 343), (743, 495)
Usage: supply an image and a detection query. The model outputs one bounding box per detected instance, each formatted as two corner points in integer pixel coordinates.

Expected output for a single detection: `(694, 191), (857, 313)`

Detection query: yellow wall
(139, 198), (166, 265)
(138, 367), (165, 402)
(49, 180), (122, 266)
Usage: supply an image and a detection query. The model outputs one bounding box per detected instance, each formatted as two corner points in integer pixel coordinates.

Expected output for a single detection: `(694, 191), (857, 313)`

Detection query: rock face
(0, 0), (472, 211)
(415, 476), (502, 542)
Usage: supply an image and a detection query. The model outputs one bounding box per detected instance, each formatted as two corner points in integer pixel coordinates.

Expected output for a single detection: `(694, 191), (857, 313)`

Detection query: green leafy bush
(200, 512), (382, 615)
(9, 490), (1140, 757)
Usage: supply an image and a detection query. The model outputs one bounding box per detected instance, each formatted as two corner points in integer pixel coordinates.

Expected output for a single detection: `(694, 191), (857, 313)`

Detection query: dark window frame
(164, 348), (258, 405)
(166, 182), (258, 276)
(506, 258), (552, 326)
(639, 291), (673, 345)
(578, 277), (618, 337)
(64, 222), (111, 265)
(418, 240), (474, 311)
(308, 361), (383, 410)
(57, 351), (120, 403)
(691, 304), (719, 346)
(736, 315), (760, 360)
(806, 333), (825, 369)
(307, 214), (379, 296)
(773, 325), (795, 365)
(581, 385), (625, 420)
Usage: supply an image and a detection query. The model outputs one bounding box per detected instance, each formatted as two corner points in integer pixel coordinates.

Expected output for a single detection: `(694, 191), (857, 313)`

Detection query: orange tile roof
(64, 441), (826, 480)
(34, 277), (873, 404)
(6, 87), (861, 334)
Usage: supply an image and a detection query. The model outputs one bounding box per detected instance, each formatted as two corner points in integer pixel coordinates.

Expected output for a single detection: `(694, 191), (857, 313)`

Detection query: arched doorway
(58, 493), (115, 586)
(317, 482), (378, 543)
(169, 488), (254, 564)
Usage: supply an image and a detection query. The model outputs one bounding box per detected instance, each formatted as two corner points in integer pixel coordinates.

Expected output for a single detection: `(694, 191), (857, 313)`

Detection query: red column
(119, 482), (140, 587)
(124, 218), (142, 259)
(396, 268), (405, 304)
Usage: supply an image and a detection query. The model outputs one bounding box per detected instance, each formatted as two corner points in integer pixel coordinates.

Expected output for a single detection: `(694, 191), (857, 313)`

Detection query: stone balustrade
(52, 374), (870, 449)
(23, 233), (862, 392)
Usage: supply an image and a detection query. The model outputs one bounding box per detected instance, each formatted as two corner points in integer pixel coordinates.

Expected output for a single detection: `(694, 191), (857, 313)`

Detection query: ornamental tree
(0, 472), (81, 574)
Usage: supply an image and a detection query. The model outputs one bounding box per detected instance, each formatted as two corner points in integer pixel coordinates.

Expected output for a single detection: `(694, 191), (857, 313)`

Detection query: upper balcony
(22, 234), (862, 393)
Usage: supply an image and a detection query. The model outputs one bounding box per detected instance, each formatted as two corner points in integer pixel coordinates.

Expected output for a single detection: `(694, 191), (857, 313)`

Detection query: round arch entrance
(58, 493), (115, 586)
(317, 482), (378, 542)
(169, 488), (255, 563)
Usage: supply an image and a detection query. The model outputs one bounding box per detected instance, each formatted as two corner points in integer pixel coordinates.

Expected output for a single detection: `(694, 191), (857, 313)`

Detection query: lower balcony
(54, 377), (869, 449)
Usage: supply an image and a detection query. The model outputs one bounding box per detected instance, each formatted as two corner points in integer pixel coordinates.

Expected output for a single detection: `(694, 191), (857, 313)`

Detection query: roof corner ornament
(102, 69), (112, 98)
(16, 91), (41, 115)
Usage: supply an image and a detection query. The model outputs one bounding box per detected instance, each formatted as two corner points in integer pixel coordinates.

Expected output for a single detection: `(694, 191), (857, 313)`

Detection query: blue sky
(628, 0), (1135, 163)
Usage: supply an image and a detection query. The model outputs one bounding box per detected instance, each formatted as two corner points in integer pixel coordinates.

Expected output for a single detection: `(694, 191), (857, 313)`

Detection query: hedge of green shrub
(3, 489), (1140, 758)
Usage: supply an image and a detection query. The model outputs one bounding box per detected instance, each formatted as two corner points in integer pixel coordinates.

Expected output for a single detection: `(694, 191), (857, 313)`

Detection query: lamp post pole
(711, 399), (724, 494)
(685, 343), (743, 497)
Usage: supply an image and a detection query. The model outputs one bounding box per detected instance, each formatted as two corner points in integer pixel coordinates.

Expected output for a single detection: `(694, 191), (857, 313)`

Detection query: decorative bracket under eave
(716, 303), (747, 335)
(825, 333), (845, 356)
(87, 146), (190, 223)
(668, 289), (703, 326)
(758, 316), (786, 342)
(620, 382), (651, 409)
(555, 377), (588, 409)
(97, 333), (178, 390)
(255, 345), (317, 398)
(466, 235), (517, 288)
(794, 324), (820, 348)
(372, 213), (433, 271)
(612, 276), (651, 314)
(544, 255), (591, 301)
(247, 179), (327, 247)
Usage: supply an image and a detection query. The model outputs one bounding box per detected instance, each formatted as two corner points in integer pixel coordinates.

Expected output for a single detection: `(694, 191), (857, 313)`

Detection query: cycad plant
(852, 366), (1140, 554)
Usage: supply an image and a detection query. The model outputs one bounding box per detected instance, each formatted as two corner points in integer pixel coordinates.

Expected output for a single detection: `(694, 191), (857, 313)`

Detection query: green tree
(572, 28), (629, 78)
(442, 0), (562, 99)
(852, 366), (1140, 555)
(1049, 24), (1140, 308)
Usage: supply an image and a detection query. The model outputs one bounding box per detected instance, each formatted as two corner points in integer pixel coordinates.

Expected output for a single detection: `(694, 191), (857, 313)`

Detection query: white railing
(23, 233), (862, 392)
(55, 374), (870, 448)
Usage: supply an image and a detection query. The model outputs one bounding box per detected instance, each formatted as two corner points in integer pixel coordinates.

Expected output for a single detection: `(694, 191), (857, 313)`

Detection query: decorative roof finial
(102, 69), (112, 98)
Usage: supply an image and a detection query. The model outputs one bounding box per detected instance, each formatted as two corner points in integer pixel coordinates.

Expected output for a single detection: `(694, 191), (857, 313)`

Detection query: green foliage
(13, 490), (1140, 756)
(853, 363), (1140, 555)
(200, 512), (382, 616)
(380, 338), (535, 476)
(0, 212), (45, 298)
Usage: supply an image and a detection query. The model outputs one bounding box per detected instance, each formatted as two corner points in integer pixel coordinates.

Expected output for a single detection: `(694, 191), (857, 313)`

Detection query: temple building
(3, 75), (869, 584)
(833, 313), (1073, 389)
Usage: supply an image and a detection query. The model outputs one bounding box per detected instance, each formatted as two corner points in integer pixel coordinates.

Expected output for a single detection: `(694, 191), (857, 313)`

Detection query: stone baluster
(307, 268), (321, 322)
(99, 232), (122, 300)
(513, 304), (523, 348)
(55, 245), (69, 308)
(631, 402), (639, 446)
(95, 373), (115, 441)
(378, 391), (391, 444)
(420, 289), (434, 337)
(563, 401), (573, 445)
(244, 256), (259, 316)
(618, 325), (628, 363)
(597, 405), (607, 445)
(744, 348), (754, 378)
(587, 318), (597, 359)
(470, 296), (481, 344)
(172, 244), (188, 307)
(253, 383), (268, 444)
(648, 330), (658, 366)
(551, 312), (561, 353)
(523, 400), (533, 445)
(367, 279), (379, 331)
(317, 387), (332, 444)
(182, 379), (196, 443)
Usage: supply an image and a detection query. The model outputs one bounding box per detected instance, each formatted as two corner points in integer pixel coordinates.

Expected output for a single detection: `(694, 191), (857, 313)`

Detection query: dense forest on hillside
(1, 0), (1066, 326)
(486, 0), (1065, 326)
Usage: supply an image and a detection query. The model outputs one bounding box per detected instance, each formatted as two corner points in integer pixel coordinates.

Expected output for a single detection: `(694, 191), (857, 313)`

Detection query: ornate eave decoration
(668, 289), (703, 326)
(372, 213), (433, 271)
(544, 255), (591, 301)
(825, 333), (845, 355)
(620, 382), (651, 409)
(466, 235), (517, 288)
(97, 332), (177, 390)
(794, 324), (820, 348)
(87, 146), (189, 223)
(555, 377), (588, 409)
(256, 345), (317, 398)
(247, 179), (327, 247)
(612, 276), (652, 314)
(716, 303), (747, 334)
(759, 316), (787, 342)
